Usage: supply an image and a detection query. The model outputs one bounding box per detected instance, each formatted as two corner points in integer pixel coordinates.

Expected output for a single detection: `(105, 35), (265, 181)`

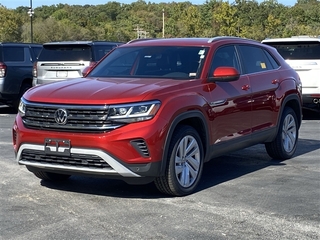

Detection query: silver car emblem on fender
(54, 109), (68, 125)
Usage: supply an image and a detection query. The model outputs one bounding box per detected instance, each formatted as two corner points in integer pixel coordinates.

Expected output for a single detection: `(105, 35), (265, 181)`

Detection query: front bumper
(17, 143), (141, 177)
(13, 113), (168, 179)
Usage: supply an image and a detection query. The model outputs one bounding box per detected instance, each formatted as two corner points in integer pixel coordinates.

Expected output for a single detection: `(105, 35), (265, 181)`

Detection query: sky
(1, 0), (297, 9)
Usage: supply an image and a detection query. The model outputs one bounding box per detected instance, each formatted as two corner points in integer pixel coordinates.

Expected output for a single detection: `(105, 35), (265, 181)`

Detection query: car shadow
(40, 136), (320, 198)
(303, 109), (320, 120)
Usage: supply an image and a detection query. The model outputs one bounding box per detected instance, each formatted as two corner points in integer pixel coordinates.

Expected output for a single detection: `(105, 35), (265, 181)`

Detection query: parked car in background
(14, 37), (302, 196)
(262, 36), (320, 112)
(32, 41), (123, 86)
(0, 42), (42, 109)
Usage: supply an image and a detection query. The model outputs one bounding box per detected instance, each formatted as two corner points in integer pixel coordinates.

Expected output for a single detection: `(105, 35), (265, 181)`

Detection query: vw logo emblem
(54, 108), (68, 125)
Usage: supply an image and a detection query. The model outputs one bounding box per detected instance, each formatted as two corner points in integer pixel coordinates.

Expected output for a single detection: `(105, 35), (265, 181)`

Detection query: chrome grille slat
(21, 149), (111, 169)
(22, 102), (123, 132)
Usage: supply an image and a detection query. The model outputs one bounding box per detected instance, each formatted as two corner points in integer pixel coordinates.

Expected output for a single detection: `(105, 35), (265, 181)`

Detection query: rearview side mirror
(208, 66), (240, 82)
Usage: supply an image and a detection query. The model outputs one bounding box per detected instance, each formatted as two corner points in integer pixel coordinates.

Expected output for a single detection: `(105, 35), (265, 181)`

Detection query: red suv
(13, 37), (303, 196)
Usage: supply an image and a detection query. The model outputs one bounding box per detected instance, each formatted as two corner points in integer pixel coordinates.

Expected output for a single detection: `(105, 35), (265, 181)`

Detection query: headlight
(108, 100), (161, 123)
(18, 99), (26, 117)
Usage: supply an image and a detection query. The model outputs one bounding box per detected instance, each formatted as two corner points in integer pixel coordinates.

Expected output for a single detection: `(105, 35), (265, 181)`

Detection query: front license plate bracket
(45, 138), (71, 156)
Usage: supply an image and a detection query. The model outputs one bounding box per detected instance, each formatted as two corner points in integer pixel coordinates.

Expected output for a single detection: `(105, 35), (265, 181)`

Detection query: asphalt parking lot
(0, 105), (319, 240)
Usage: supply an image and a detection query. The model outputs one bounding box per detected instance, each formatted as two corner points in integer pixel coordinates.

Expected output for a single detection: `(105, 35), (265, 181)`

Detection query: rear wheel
(265, 106), (298, 160)
(155, 125), (204, 196)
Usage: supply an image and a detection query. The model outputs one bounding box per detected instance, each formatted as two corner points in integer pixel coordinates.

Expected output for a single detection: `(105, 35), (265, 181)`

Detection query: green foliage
(0, 5), (23, 42)
(1, 0), (320, 43)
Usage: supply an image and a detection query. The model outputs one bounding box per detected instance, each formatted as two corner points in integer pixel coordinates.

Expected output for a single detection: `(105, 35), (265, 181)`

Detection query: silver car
(33, 41), (123, 86)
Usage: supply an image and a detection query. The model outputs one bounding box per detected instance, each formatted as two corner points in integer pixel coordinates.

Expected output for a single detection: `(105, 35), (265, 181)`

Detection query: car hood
(24, 77), (184, 104)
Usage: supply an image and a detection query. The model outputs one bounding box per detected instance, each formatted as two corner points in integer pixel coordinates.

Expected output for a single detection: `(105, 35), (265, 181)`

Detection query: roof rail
(208, 36), (241, 43)
(126, 38), (156, 44)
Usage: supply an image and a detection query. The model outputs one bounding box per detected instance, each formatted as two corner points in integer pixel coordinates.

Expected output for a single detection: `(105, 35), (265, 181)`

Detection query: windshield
(88, 46), (208, 79)
(38, 44), (92, 61)
(264, 41), (320, 60)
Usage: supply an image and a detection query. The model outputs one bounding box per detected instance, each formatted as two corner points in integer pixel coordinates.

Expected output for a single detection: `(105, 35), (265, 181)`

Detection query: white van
(262, 36), (320, 112)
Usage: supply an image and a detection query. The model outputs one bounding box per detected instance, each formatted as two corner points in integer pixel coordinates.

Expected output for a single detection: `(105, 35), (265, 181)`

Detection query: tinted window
(89, 46), (208, 79)
(38, 45), (92, 61)
(210, 45), (241, 74)
(3, 47), (24, 61)
(264, 41), (320, 60)
(93, 45), (118, 61)
(238, 45), (274, 74)
(264, 50), (280, 69)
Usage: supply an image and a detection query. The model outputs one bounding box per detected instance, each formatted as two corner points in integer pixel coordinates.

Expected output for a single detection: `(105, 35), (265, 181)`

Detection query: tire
(265, 106), (299, 160)
(155, 125), (204, 196)
(27, 167), (71, 181)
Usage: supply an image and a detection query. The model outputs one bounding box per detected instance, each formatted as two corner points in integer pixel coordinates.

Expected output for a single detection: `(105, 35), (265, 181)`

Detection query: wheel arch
(266, 93), (302, 143)
(160, 110), (210, 176)
(280, 94), (302, 129)
(20, 77), (33, 90)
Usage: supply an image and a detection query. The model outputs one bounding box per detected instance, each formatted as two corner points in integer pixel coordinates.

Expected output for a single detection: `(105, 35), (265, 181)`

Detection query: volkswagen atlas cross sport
(262, 36), (320, 112)
(13, 37), (303, 196)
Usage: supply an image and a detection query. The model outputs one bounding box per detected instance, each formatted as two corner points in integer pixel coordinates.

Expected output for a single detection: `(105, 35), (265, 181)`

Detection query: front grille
(21, 149), (112, 169)
(22, 102), (123, 132)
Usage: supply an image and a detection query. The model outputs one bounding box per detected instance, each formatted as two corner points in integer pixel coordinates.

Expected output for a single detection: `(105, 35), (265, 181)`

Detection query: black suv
(32, 41), (123, 86)
(0, 42), (42, 108)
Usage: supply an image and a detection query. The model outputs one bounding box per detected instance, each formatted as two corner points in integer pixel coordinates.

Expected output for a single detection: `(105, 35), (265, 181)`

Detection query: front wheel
(155, 125), (204, 196)
(265, 106), (299, 160)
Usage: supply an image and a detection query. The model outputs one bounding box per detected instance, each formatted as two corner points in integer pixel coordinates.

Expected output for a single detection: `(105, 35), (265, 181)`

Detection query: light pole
(27, 0), (34, 43)
(162, 9), (164, 38)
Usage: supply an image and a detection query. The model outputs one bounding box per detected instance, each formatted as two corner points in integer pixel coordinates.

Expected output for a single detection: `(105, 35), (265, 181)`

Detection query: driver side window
(209, 45), (240, 75)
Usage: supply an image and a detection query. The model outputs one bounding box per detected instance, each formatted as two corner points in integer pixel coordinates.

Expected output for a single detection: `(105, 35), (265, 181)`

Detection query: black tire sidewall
(278, 107), (299, 158)
(167, 125), (204, 196)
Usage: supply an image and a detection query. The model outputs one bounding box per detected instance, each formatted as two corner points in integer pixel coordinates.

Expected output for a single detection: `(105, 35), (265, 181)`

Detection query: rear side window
(264, 41), (320, 60)
(38, 45), (92, 61)
(238, 45), (275, 74)
(3, 47), (24, 61)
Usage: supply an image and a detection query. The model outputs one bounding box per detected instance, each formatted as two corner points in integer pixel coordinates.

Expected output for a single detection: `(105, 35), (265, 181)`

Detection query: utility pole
(134, 25), (148, 39)
(162, 9), (165, 38)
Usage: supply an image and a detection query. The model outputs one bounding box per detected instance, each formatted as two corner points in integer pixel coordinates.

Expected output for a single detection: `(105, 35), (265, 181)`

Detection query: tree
(0, 5), (23, 42)
(213, 2), (239, 36)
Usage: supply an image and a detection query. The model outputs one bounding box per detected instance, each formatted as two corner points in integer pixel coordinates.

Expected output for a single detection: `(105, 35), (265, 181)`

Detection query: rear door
(2, 46), (32, 95)
(237, 44), (280, 134)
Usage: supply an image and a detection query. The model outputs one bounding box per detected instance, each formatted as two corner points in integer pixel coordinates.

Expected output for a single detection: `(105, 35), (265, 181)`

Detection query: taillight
(0, 62), (7, 78)
(32, 62), (37, 77)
